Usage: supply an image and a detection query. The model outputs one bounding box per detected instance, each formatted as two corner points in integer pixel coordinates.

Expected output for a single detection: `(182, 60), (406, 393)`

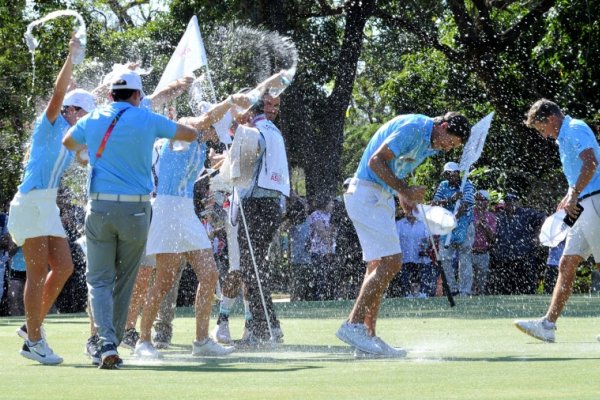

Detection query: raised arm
(46, 32), (80, 123)
(178, 94), (250, 137)
(147, 76), (194, 110)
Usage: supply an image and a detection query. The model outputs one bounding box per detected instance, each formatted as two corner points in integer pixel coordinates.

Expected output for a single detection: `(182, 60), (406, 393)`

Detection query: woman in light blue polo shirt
(8, 34), (95, 366)
(134, 131), (235, 358)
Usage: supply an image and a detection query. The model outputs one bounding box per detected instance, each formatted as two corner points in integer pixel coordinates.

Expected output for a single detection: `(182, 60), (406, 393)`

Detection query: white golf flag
(153, 16), (208, 94)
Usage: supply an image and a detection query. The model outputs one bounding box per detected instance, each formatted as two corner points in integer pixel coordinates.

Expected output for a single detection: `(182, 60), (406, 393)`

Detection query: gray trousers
(85, 200), (151, 346)
(440, 223), (475, 295)
(472, 252), (490, 294)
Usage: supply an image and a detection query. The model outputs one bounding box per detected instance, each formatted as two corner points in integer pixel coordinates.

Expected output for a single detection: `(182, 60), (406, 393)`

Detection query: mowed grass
(1, 295), (600, 400)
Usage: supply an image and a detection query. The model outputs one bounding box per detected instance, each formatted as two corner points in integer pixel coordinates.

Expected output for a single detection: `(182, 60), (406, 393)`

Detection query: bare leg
(363, 261), (379, 336)
(187, 249), (219, 341)
(22, 236), (73, 342)
(545, 255), (583, 323)
(349, 253), (402, 336)
(125, 267), (153, 330)
(139, 253), (181, 343)
(43, 237), (74, 317)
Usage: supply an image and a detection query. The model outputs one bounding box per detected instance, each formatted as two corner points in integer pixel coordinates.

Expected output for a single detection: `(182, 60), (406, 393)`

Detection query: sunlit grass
(1, 295), (600, 399)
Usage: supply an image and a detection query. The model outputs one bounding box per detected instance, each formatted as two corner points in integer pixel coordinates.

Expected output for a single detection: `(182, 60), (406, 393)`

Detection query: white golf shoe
(212, 320), (232, 344)
(514, 319), (556, 342)
(192, 338), (235, 356)
(336, 322), (382, 355)
(134, 341), (162, 359)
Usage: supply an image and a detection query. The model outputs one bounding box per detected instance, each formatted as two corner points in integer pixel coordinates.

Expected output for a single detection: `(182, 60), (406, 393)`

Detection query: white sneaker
(354, 348), (388, 359)
(212, 320), (232, 344)
(336, 322), (382, 355)
(271, 327), (284, 343)
(514, 319), (556, 342)
(596, 334), (600, 342)
(133, 341), (162, 359)
(373, 336), (407, 358)
(20, 339), (63, 365)
(192, 338), (235, 356)
(16, 324), (46, 341)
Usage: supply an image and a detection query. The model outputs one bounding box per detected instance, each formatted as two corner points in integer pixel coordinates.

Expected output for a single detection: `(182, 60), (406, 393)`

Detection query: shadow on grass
(423, 355), (600, 362)
(72, 362), (323, 372)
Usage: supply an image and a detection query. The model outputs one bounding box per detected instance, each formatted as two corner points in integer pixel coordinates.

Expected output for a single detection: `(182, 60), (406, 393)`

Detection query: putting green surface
(1, 295), (600, 399)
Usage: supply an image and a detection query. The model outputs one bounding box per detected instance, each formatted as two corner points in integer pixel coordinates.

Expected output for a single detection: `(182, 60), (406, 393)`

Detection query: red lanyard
(96, 108), (129, 159)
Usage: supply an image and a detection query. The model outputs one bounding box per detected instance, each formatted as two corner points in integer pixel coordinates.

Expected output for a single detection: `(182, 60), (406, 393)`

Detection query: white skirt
(8, 188), (66, 246)
(146, 195), (211, 255)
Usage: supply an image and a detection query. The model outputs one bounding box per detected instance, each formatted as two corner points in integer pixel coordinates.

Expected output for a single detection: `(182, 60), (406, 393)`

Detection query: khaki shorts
(344, 179), (401, 262)
(564, 194), (600, 260)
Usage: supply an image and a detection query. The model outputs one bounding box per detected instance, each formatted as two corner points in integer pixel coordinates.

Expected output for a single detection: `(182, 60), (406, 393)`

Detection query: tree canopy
(1, 0), (598, 208)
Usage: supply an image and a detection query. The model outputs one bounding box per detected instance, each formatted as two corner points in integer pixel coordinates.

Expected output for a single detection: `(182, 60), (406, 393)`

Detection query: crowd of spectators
(2, 180), (600, 316)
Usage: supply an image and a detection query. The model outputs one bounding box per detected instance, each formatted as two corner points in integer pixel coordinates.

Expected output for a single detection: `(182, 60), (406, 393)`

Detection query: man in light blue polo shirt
(432, 161), (476, 296)
(63, 70), (198, 369)
(337, 112), (471, 357)
(515, 99), (600, 343)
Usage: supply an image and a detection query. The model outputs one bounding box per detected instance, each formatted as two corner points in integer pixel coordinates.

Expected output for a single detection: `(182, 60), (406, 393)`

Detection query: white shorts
(344, 179), (401, 262)
(146, 195), (211, 255)
(8, 189), (66, 246)
(564, 194), (600, 260)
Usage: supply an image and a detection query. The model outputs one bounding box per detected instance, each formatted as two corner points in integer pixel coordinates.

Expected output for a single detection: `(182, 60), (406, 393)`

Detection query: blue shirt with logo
(433, 180), (475, 244)
(557, 115), (600, 197)
(156, 140), (206, 198)
(19, 113), (73, 194)
(69, 102), (177, 195)
(355, 115), (437, 193)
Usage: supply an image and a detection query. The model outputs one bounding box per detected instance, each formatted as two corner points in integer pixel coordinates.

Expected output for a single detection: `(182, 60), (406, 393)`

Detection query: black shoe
(85, 335), (101, 366)
(152, 330), (172, 350)
(121, 328), (139, 350)
(99, 343), (123, 369)
(216, 313), (229, 324)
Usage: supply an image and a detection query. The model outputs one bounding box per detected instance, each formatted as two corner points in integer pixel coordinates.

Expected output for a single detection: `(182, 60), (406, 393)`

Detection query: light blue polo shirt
(355, 114), (437, 193)
(18, 113), (73, 194)
(433, 180), (475, 244)
(557, 115), (600, 197)
(156, 140), (206, 198)
(70, 102), (177, 195)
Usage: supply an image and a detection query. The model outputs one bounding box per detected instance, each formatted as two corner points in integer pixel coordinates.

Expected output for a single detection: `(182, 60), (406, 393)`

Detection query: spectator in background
(432, 161), (476, 296)
(544, 240), (565, 294)
(8, 246), (26, 316)
(286, 197), (312, 301)
(471, 190), (497, 295)
(308, 198), (336, 300)
(331, 195), (365, 300)
(387, 207), (435, 298)
(0, 205), (10, 305)
(488, 194), (546, 295)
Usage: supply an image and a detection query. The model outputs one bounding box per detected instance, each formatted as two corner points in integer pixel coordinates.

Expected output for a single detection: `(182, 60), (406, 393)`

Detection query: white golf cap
(443, 161), (460, 172)
(110, 70), (145, 97)
(63, 89), (96, 113)
(476, 190), (490, 200)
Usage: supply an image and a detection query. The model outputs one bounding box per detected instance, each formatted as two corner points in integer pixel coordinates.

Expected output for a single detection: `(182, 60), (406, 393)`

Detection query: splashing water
(205, 25), (298, 98)
(24, 10), (87, 98)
